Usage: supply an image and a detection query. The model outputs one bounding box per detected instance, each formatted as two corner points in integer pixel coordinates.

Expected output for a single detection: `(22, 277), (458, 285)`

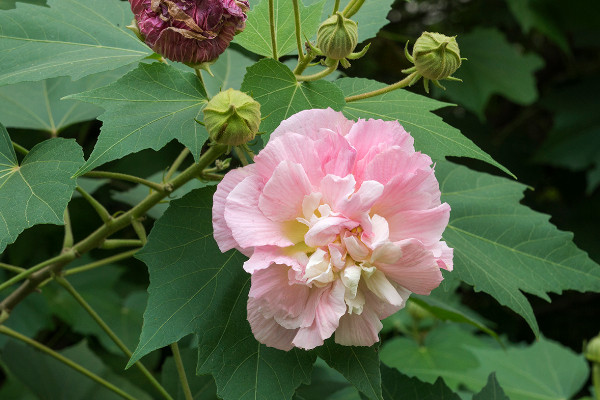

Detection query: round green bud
(412, 32), (461, 81)
(316, 12), (358, 60)
(585, 335), (600, 363)
(203, 89), (261, 146)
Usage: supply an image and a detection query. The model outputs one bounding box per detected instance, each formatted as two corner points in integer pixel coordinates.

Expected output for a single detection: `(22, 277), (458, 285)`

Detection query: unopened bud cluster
(203, 89), (261, 146)
(313, 12), (368, 68)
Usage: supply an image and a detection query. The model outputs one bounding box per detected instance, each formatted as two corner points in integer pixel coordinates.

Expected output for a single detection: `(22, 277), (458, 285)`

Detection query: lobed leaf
(0, 0), (150, 86)
(0, 123), (83, 253)
(380, 364), (460, 400)
(472, 373), (509, 400)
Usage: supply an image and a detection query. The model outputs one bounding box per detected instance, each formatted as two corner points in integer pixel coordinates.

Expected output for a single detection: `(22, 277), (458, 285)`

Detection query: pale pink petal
(258, 161), (313, 222)
(314, 129), (357, 177)
(304, 216), (358, 248)
(302, 192), (323, 220)
(371, 242), (403, 265)
(254, 133), (324, 185)
(335, 293), (383, 347)
(271, 108), (354, 141)
(248, 298), (297, 351)
(343, 235), (370, 261)
(320, 174), (356, 212)
(432, 241), (454, 271)
(212, 165), (255, 253)
(225, 175), (294, 248)
(292, 280), (346, 350)
(377, 239), (443, 295)
(363, 269), (405, 307)
(385, 203), (451, 245)
(243, 245), (307, 274)
(363, 147), (433, 185)
(339, 180), (384, 220)
(361, 214), (390, 247)
(345, 118), (414, 162)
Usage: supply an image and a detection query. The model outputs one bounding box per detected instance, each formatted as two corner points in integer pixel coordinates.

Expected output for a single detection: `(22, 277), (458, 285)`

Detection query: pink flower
(213, 108), (453, 350)
(129, 0), (249, 66)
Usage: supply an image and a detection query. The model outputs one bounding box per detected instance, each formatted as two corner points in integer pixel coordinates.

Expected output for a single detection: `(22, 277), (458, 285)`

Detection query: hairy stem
(63, 208), (74, 249)
(0, 325), (137, 400)
(165, 147), (191, 181)
(76, 186), (112, 223)
(342, 0), (365, 18)
(296, 62), (339, 82)
(64, 249), (140, 277)
(100, 239), (144, 250)
(593, 363), (600, 400)
(84, 170), (166, 192)
(0, 263), (26, 274)
(54, 276), (174, 400)
(293, 49), (317, 75)
(12, 141), (29, 156)
(170, 342), (193, 400)
(0, 144), (228, 313)
(332, 0), (341, 14)
(292, 0), (304, 58)
(344, 72), (418, 102)
(269, 0), (278, 59)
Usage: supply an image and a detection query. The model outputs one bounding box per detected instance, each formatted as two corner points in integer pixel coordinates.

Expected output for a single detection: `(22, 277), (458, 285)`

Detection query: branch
(170, 342), (193, 400)
(84, 170), (166, 193)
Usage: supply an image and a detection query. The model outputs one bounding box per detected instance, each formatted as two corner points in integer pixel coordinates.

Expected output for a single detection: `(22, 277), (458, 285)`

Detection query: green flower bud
(203, 89), (261, 146)
(317, 12), (358, 61)
(412, 32), (462, 81)
(586, 335), (600, 363)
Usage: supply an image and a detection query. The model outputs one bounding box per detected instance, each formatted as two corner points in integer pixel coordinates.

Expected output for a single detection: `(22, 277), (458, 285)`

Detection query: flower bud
(412, 32), (462, 81)
(316, 12), (358, 61)
(586, 335), (600, 363)
(203, 89), (261, 146)
(129, 0), (249, 67)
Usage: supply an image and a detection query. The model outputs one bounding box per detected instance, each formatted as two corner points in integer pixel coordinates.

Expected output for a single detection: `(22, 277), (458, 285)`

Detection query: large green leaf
(294, 358), (361, 400)
(68, 63), (208, 176)
(0, 0), (151, 86)
(1, 340), (152, 400)
(202, 48), (256, 98)
(440, 28), (544, 118)
(0, 0), (46, 10)
(316, 341), (382, 400)
(336, 77), (511, 176)
(472, 373), (509, 400)
(241, 58), (346, 140)
(437, 160), (600, 334)
(380, 364), (460, 400)
(0, 67), (133, 134)
(305, 0), (395, 43)
(0, 124), (83, 253)
(234, 0), (326, 58)
(131, 187), (315, 400)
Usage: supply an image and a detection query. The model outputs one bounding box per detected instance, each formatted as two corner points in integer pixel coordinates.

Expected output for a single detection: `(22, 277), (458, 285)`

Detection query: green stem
(76, 186), (112, 223)
(200, 172), (225, 181)
(332, 0), (341, 14)
(194, 68), (206, 92)
(293, 49), (317, 75)
(594, 364), (600, 400)
(84, 171), (166, 192)
(292, 0), (304, 58)
(100, 239), (144, 250)
(0, 325), (137, 400)
(0, 263), (26, 274)
(12, 141), (29, 156)
(0, 251), (76, 294)
(64, 249), (140, 277)
(131, 218), (148, 246)
(268, 0), (278, 59)
(55, 276), (174, 400)
(345, 72), (418, 102)
(0, 144), (228, 313)
(296, 62), (339, 82)
(342, 0), (365, 18)
(165, 148), (191, 181)
(63, 208), (74, 249)
(170, 342), (193, 400)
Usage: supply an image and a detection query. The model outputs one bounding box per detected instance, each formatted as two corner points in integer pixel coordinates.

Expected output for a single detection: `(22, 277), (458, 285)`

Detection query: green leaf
(380, 364), (460, 400)
(0, 67), (133, 134)
(129, 187), (246, 365)
(437, 160), (600, 334)
(0, 124), (83, 253)
(234, 0), (326, 58)
(2, 340), (152, 400)
(68, 63), (208, 176)
(439, 28), (545, 119)
(202, 48), (256, 98)
(0, 0), (151, 86)
(111, 171), (214, 220)
(305, 0), (395, 43)
(472, 373), (509, 400)
(0, 0), (46, 10)
(316, 341), (383, 400)
(380, 324), (486, 389)
(505, 0), (569, 53)
(161, 347), (218, 400)
(294, 358), (361, 400)
(241, 58), (346, 141)
(336, 77), (511, 177)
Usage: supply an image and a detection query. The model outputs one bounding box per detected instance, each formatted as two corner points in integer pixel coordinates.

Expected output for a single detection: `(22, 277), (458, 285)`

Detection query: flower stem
(292, 0), (304, 58)
(268, 0), (278, 59)
(84, 170), (166, 192)
(63, 249), (140, 277)
(165, 147), (191, 181)
(76, 186), (112, 223)
(342, 0), (365, 18)
(0, 263), (26, 274)
(170, 342), (193, 400)
(0, 325), (138, 400)
(332, 0), (341, 13)
(594, 364), (600, 400)
(296, 62), (339, 82)
(344, 72), (418, 102)
(12, 141), (29, 156)
(100, 239), (144, 250)
(54, 276), (174, 400)
(63, 208), (74, 249)
(195, 68), (206, 91)
(293, 49), (317, 75)
(0, 144), (228, 314)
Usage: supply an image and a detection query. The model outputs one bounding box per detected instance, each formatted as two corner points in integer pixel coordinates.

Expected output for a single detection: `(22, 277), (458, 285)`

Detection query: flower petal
(346, 118), (414, 162)
(243, 245), (307, 274)
(271, 108), (354, 141)
(320, 174), (356, 213)
(304, 216), (358, 248)
(248, 298), (297, 351)
(259, 161), (313, 222)
(385, 203), (450, 245)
